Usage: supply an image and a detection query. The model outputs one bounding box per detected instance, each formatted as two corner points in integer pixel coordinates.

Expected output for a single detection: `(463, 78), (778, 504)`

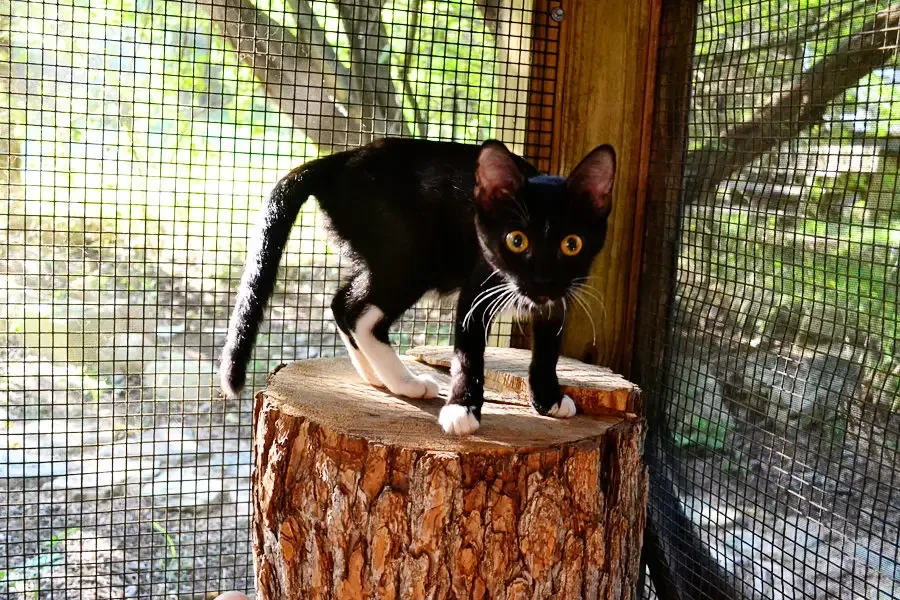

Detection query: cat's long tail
(218, 157), (335, 398)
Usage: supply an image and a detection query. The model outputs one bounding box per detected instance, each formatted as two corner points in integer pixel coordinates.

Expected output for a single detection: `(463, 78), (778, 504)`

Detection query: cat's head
(473, 140), (616, 307)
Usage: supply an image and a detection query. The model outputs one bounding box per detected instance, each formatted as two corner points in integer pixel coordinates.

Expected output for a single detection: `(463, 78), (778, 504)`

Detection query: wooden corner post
(551, 0), (662, 376)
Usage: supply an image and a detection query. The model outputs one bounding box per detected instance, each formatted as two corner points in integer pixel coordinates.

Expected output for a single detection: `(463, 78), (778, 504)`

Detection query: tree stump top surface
(408, 345), (641, 415)
(263, 347), (638, 453)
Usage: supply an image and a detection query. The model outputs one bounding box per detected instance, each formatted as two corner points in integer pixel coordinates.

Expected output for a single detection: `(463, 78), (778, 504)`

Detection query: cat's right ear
(567, 144), (616, 218)
(475, 140), (523, 212)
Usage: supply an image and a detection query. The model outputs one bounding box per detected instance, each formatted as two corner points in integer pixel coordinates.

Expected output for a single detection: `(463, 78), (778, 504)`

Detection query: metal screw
(550, 6), (565, 22)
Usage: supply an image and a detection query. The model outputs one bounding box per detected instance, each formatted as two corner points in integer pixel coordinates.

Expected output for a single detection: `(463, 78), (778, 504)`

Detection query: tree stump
(252, 346), (646, 600)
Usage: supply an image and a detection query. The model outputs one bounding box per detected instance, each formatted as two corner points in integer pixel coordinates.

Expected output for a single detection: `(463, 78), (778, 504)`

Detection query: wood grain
(252, 356), (647, 599)
(549, 0), (662, 376)
(261, 356), (624, 451)
(407, 345), (641, 417)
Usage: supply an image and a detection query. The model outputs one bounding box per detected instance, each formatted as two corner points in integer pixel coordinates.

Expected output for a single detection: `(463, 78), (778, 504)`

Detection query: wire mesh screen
(638, 1), (900, 599)
(1, 1), (558, 597)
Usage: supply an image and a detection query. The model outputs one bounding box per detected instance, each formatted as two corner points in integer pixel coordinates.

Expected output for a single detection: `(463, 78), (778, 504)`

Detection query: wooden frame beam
(547, 0), (662, 376)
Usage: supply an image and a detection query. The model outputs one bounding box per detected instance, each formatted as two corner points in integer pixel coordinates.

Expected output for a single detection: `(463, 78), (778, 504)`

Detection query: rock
(220, 450), (251, 479)
(98, 332), (155, 376)
(135, 426), (198, 464)
(723, 348), (859, 434)
(142, 354), (217, 402)
(3, 417), (116, 453)
(0, 447), (69, 478)
(141, 466), (225, 507)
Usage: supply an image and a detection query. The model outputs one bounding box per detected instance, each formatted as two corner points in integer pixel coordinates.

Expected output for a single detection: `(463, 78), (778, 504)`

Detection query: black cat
(220, 138), (615, 434)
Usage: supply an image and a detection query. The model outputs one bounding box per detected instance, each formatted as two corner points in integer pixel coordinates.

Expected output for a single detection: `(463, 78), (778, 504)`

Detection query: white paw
(547, 395), (577, 418)
(391, 374), (440, 399)
(417, 375), (440, 399)
(438, 405), (480, 435)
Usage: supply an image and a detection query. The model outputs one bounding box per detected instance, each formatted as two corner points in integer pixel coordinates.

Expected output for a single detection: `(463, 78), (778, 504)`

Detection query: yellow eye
(561, 234), (583, 256)
(505, 230), (529, 253)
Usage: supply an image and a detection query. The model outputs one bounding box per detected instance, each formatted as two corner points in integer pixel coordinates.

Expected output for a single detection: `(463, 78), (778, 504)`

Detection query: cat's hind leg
(331, 276), (382, 386)
(352, 305), (440, 399)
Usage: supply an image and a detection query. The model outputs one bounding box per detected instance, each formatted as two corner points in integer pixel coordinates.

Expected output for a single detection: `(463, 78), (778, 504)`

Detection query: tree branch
(286, 0), (369, 121)
(397, 0), (428, 138)
(701, 1), (868, 70)
(686, 3), (900, 202)
(200, 0), (370, 153)
(476, 0), (501, 35)
(335, 0), (409, 136)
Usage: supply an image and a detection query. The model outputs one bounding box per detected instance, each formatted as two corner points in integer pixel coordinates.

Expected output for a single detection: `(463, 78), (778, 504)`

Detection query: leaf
(152, 521), (179, 561)
(45, 528), (81, 549)
(377, 46), (392, 65)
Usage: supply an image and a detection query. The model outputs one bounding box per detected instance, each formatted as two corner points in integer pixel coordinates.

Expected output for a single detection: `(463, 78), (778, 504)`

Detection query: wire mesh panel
(638, 1), (900, 599)
(0, 1), (558, 597)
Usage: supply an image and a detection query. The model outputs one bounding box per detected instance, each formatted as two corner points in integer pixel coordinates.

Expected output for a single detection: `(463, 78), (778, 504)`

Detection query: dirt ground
(0, 241), (460, 599)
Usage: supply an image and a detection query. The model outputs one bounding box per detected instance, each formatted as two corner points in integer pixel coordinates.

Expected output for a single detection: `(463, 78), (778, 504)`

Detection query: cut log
(252, 350), (646, 600)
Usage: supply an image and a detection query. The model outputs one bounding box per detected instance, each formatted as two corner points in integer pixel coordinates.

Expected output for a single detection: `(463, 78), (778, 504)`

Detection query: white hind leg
(352, 306), (439, 399)
(337, 329), (382, 386)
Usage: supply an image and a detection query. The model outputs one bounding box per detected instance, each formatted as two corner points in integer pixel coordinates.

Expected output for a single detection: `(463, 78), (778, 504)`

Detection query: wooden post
(549, 0), (662, 376)
(252, 348), (646, 599)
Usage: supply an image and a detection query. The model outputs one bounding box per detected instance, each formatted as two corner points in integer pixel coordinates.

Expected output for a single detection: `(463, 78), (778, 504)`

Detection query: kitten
(219, 138), (615, 435)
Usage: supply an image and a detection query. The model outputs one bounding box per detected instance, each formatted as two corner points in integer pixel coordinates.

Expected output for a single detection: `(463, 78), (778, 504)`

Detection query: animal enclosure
(2, 0), (556, 597)
(637, 1), (900, 599)
(2, 0), (900, 599)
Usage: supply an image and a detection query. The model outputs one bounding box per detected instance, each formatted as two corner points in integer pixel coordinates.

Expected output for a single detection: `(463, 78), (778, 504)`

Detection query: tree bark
(493, 0), (534, 157)
(476, 0), (502, 35)
(252, 350), (646, 599)
(396, 0), (429, 138)
(201, 0), (370, 154)
(335, 0), (410, 137)
(685, 3), (900, 202)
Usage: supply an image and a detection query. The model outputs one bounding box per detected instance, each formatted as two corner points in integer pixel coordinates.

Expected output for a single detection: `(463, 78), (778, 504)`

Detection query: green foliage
(0, 528), (80, 599)
(384, 0), (497, 141)
(152, 521), (180, 570)
(5, 0), (504, 375)
(674, 416), (730, 451)
(686, 1), (900, 412)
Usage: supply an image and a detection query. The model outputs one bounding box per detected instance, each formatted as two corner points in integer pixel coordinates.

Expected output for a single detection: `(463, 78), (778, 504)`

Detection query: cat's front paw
(411, 374), (440, 399)
(389, 373), (440, 399)
(547, 394), (577, 418)
(438, 404), (480, 435)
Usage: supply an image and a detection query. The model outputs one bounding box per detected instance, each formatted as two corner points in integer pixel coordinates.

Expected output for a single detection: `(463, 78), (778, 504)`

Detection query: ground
(0, 235), (459, 598)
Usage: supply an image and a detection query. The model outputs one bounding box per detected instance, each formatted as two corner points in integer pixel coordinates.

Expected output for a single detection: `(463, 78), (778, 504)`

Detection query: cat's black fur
(220, 137), (615, 433)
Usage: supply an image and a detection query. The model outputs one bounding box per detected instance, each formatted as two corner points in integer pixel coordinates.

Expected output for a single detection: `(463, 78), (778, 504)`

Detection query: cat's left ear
(475, 140), (524, 211)
(567, 144), (616, 217)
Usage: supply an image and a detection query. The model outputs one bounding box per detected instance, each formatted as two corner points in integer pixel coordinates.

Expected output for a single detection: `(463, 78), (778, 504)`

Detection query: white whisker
(485, 289), (517, 345)
(512, 295), (527, 337)
(481, 269), (501, 286)
(483, 286), (515, 331)
(464, 286), (502, 330)
(570, 282), (607, 322)
(572, 275), (601, 283)
(558, 297), (567, 336)
(463, 283), (508, 331)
